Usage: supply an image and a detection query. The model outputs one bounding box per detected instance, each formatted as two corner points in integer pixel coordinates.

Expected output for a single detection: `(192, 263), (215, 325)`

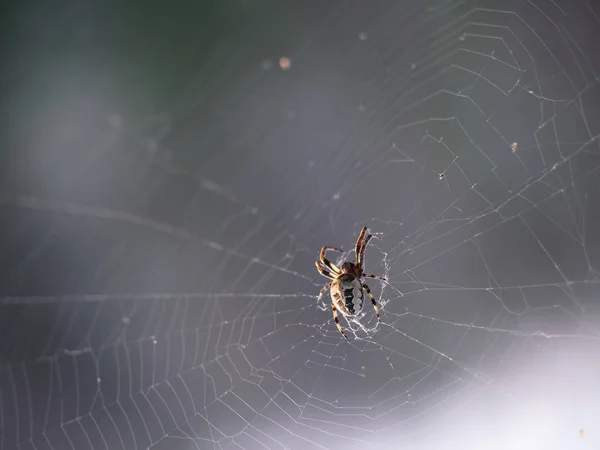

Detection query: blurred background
(1, 0), (600, 449)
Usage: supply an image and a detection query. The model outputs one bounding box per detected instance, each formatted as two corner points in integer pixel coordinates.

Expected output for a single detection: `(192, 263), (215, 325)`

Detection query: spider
(315, 226), (386, 338)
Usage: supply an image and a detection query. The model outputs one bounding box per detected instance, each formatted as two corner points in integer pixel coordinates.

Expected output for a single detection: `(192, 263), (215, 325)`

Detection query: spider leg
(362, 283), (380, 322)
(354, 227), (368, 261)
(319, 246), (342, 274)
(315, 261), (335, 279)
(318, 282), (332, 300)
(363, 273), (386, 281)
(332, 303), (347, 338)
(357, 232), (379, 268)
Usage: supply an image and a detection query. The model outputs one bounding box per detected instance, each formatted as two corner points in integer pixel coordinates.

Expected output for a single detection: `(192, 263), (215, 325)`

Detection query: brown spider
(315, 226), (385, 338)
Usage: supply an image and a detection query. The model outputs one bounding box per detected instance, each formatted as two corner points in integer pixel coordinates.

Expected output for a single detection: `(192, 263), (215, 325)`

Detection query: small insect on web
(315, 226), (386, 338)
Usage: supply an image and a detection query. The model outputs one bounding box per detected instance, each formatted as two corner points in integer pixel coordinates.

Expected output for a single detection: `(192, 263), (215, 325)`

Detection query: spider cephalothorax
(315, 227), (385, 338)
(340, 261), (359, 274)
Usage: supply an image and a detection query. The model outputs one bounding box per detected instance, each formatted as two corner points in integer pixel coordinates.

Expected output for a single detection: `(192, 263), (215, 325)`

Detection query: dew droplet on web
(279, 56), (292, 71)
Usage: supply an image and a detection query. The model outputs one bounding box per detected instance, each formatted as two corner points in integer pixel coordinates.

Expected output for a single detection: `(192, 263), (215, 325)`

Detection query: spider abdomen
(331, 274), (364, 316)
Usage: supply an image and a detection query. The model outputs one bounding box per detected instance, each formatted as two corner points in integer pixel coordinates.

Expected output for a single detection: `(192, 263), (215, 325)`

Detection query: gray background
(1, 0), (600, 449)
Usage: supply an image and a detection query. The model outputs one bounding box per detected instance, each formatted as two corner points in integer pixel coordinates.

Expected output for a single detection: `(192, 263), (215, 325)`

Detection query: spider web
(2, 1), (600, 449)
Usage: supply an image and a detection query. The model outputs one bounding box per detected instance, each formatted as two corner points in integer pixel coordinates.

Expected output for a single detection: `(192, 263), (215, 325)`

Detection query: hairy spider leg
(315, 261), (335, 279)
(318, 282), (332, 300)
(319, 246), (343, 274)
(363, 273), (386, 281)
(357, 232), (378, 268)
(354, 227), (368, 261)
(362, 283), (380, 322)
(332, 303), (347, 338)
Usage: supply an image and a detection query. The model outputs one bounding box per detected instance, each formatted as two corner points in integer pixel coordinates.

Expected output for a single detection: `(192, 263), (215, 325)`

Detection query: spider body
(315, 227), (385, 338)
(330, 272), (364, 316)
